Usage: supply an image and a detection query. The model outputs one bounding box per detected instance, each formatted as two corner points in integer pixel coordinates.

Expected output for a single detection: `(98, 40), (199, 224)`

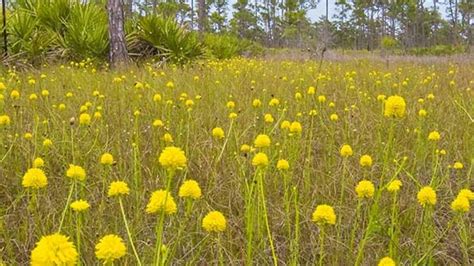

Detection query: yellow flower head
(108, 181), (130, 197)
(100, 153), (114, 165)
(312, 204), (336, 225)
(95, 234), (127, 263)
(417, 186), (437, 207)
(458, 189), (474, 201)
(276, 159), (290, 170)
(384, 95), (406, 118)
(264, 113), (274, 123)
(162, 133), (173, 143)
(453, 162), (463, 169)
(451, 195), (470, 213)
(10, 90), (20, 100)
(378, 256), (396, 266)
(226, 101), (235, 109)
(269, 98), (280, 106)
(387, 179), (402, 193)
(146, 190), (177, 214)
(22, 168), (48, 189)
(289, 121), (302, 133)
(70, 200), (90, 212)
(66, 164), (86, 181)
(330, 113), (339, 121)
(252, 99), (262, 108)
(280, 120), (291, 130)
(252, 152), (269, 167)
(307, 86), (316, 95)
(42, 138), (53, 148)
(359, 155), (373, 167)
(340, 144), (353, 157)
(418, 109), (427, 117)
(212, 127), (225, 139)
(240, 144), (251, 153)
(31, 233), (78, 266)
(153, 119), (164, 127)
(202, 211), (227, 233)
(178, 180), (202, 199)
(254, 134), (271, 148)
(356, 180), (375, 199)
(0, 115), (11, 126)
(33, 157), (45, 168)
(318, 95), (326, 103)
(428, 131), (440, 141)
(158, 146), (187, 171)
(79, 113), (91, 126)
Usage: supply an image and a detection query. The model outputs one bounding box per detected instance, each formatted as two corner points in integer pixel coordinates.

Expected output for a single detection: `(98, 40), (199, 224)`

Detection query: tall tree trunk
(197, 0), (206, 38)
(107, 0), (129, 68)
(2, 0), (7, 55)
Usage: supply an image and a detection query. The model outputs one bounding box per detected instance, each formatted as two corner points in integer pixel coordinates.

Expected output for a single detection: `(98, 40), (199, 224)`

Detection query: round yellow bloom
(269, 98), (280, 106)
(212, 127), (225, 139)
(162, 133), (173, 143)
(10, 90), (20, 99)
(330, 113), (339, 121)
(252, 99), (262, 107)
(418, 109), (427, 117)
(240, 144), (251, 153)
(280, 120), (291, 130)
(450, 196), (470, 213)
(153, 119), (164, 127)
(108, 181), (130, 197)
(355, 180), (375, 198)
(43, 139), (53, 148)
(417, 186), (437, 207)
(458, 189), (474, 201)
(31, 233), (78, 266)
(318, 95), (326, 103)
(24, 133), (33, 140)
(428, 131), (441, 141)
(79, 113), (91, 126)
(70, 200), (90, 212)
(29, 93), (38, 101)
(387, 179), (402, 192)
(66, 164), (86, 181)
(312, 204), (336, 225)
(264, 113), (274, 123)
(340, 144), (353, 157)
(178, 180), (202, 199)
(100, 153), (114, 165)
(252, 152), (269, 167)
(359, 155), (373, 167)
(33, 157), (45, 168)
(276, 159), (290, 170)
(228, 112), (237, 119)
(226, 101), (235, 109)
(307, 86), (316, 95)
(289, 121), (302, 133)
(202, 211), (227, 233)
(95, 234), (127, 263)
(378, 256), (396, 266)
(158, 146), (187, 171)
(295, 92), (302, 100)
(384, 95), (406, 118)
(22, 168), (48, 189)
(0, 115), (11, 126)
(146, 190), (177, 214)
(254, 134), (271, 148)
(453, 162), (463, 169)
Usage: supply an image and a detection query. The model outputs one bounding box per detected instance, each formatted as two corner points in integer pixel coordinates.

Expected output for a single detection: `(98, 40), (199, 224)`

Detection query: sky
(308, 0), (450, 22)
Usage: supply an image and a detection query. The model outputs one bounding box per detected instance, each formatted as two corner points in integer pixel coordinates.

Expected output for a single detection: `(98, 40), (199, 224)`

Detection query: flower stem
(119, 197), (142, 266)
(58, 181), (75, 232)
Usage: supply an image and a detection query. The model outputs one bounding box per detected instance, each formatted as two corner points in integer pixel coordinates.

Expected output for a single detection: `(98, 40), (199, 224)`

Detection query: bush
(204, 34), (264, 59)
(135, 16), (204, 64)
(407, 45), (466, 56)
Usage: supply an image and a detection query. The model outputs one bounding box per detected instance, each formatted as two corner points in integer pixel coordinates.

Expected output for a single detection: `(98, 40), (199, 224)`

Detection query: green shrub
(204, 34), (264, 59)
(135, 16), (204, 64)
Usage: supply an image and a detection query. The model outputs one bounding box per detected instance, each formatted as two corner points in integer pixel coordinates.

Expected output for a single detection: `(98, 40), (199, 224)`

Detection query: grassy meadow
(0, 58), (473, 265)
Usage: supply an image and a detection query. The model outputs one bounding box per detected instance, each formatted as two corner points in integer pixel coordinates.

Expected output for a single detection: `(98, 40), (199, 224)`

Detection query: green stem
(258, 170), (278, 266)
(119, 197), (142, 266)
(318, 226), (325, 266)
(58, 181), (75, 232)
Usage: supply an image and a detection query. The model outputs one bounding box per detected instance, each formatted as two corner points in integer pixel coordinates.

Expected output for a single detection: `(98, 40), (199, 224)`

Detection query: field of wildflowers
(0, 58), (472, 265)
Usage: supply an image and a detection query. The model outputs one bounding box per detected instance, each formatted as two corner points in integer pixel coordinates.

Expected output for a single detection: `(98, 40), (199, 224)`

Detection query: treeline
(0, 0), (472, 65)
